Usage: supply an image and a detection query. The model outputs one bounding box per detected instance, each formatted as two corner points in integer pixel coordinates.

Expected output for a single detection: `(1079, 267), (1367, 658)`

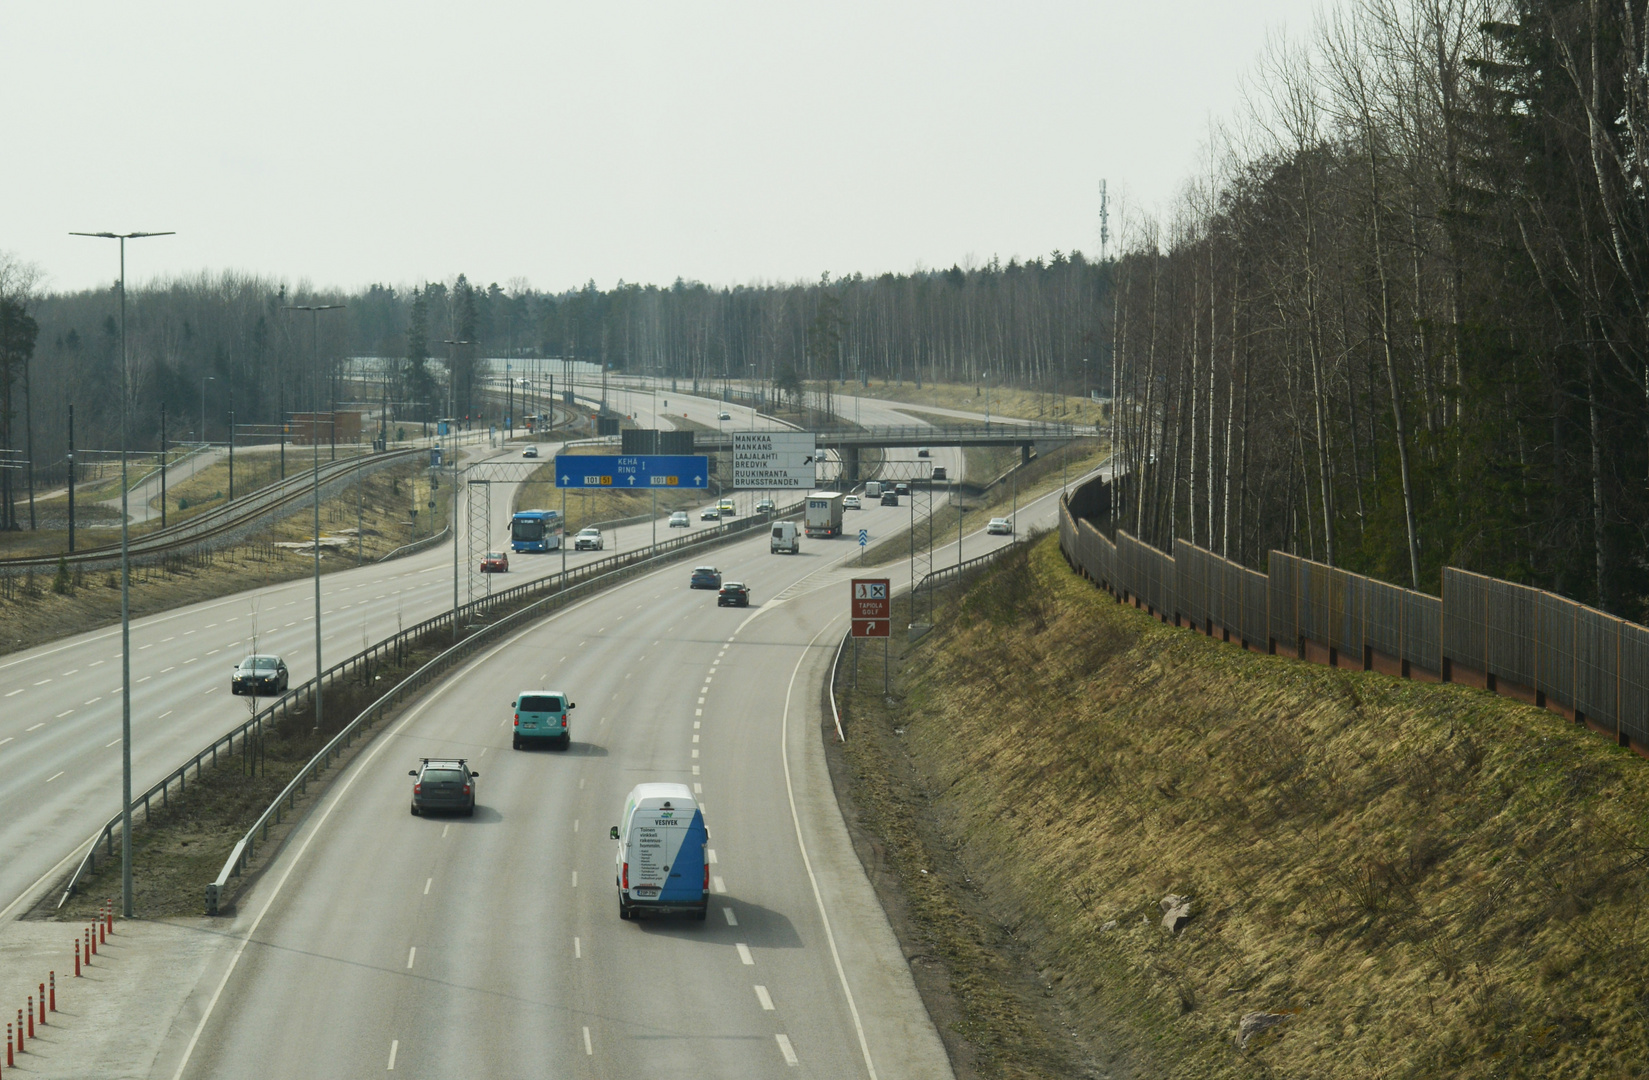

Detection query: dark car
(410, 758), (478, 817)
(881, 491), (899, 506)
(895, 482), (910, 496)
(690, 566), (723, 589)
(231, 654), (289, 696)
(718, 581), (750, 607)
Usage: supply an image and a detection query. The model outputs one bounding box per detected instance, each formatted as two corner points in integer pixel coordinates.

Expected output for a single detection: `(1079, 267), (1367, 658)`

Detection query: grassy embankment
(0, 448), (369, 560)
(0, 460), (452, 658)
(840, 377), (1098, 422)
(832, 534), (1649, 1079)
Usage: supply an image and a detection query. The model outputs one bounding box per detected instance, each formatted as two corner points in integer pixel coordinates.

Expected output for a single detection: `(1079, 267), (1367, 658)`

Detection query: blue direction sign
(554, 454), (709, 489)
(858, 529), (869, 547)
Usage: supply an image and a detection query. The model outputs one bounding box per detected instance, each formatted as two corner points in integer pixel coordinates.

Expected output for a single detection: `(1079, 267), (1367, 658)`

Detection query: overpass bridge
(691, 422), (1095, 484)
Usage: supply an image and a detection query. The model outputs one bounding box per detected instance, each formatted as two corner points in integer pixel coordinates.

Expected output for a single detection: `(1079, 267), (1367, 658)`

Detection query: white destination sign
(732, 431), (818, 489)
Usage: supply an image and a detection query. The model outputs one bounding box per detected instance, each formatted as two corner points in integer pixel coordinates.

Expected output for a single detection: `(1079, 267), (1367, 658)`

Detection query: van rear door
(627, 801), (707, 902)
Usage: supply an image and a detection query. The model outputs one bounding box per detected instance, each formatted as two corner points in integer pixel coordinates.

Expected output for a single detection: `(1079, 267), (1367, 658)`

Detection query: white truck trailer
(804, 492), (844, 538)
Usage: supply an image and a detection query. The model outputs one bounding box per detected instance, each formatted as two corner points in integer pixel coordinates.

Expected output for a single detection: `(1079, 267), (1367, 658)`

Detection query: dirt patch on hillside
(829, 535), (1649, 1079)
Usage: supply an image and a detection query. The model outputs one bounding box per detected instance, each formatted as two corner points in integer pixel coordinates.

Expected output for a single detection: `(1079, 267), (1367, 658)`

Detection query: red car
(480, 551), (509, 573)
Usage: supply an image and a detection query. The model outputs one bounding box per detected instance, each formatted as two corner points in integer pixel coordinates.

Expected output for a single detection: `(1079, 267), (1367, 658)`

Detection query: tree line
(1108, 0), (1649, 621)
(0, 254), (1116, 530)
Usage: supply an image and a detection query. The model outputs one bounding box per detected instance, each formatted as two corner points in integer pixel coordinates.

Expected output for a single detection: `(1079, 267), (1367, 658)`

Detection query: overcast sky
(2, 1), (1329, 296)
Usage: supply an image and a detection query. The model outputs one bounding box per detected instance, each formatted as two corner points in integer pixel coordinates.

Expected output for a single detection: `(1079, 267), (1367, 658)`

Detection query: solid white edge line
(169, 593), (601, 1080)
(779, 614), (878, 1080)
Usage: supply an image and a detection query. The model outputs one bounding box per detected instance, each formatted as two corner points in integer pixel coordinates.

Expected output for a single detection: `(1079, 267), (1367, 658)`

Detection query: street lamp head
(70, 230), (176, 240)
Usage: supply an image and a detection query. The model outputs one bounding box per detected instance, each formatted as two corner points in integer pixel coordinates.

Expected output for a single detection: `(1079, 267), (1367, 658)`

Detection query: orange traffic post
(24, 999), (31, 1040)
(35, 988), (42, 1026)
(48, 974), (54, 1012)
(74, 940), (81, 976)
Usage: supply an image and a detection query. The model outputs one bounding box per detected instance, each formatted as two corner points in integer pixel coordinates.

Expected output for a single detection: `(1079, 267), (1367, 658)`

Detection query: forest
(3, 0), (1646, 620)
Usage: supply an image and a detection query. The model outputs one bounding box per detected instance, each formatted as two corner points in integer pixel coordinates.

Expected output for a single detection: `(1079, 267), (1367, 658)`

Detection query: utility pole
(443, 339), (472, 643)
(67, 404), (75, 552)
(285, 302), (345, 735)
(70, 227), (174, 919)
(159, 404), (167, 528)
(1099, 179), (1110, 263)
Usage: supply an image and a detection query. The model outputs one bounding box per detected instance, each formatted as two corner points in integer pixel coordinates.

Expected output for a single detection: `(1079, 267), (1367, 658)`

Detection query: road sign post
(852, 578), (892, 694)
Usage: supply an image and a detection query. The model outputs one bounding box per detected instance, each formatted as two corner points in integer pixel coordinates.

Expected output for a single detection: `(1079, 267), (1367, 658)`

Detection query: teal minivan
(512, 690), (575, 750)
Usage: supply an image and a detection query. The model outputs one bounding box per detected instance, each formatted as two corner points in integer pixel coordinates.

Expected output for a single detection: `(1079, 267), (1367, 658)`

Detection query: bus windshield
(512, 518), (545, 542)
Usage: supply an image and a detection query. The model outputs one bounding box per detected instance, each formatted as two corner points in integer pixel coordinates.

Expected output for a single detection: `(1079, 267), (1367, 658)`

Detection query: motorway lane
(172, 496), (943, 1079)
(165, 466), (1105, 1079)
(0, 439), (771, 920)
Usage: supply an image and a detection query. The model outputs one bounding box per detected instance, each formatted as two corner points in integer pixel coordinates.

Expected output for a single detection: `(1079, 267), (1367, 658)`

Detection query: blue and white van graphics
(612, 782), (709, 921)
(512, 690), (574, 750)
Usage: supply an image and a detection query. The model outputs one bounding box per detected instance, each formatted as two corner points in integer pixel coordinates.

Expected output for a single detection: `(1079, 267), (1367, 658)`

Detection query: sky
(1, 1), (1330, 297)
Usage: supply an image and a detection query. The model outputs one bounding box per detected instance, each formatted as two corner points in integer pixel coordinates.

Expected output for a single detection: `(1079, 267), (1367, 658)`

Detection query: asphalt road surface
(0, 437), (757, 921)
(166, 471), (1113, 1080)
(0, 390), (976, 924)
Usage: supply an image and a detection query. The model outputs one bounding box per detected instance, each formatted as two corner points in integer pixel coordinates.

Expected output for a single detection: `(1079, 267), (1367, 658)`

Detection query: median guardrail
(57, 497), (803, 913)
(3, 428), (504, 576)
(198, 498), (803, 914)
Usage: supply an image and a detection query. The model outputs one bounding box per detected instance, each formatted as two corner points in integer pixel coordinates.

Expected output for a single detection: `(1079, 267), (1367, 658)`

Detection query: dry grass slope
(866, 535), (1649, 1079)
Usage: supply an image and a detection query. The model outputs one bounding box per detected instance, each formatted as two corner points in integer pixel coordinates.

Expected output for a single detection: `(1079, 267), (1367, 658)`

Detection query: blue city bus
(510, 509), (563, 552)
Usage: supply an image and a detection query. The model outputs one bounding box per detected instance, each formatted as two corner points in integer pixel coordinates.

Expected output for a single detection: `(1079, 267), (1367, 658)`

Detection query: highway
(0, 387), (967, 924)
(165, 466), (1097, 1079)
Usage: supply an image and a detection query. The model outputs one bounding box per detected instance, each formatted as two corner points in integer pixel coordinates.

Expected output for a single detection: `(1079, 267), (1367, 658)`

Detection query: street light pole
(285, 303), (345, 735)
(200, 375), (215, 445)
(443, 340), (473, 643)
(71, 228), (174, 919)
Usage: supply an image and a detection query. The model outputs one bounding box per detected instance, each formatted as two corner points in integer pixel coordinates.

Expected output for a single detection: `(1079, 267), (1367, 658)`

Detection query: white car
(843, 494), (861, 510)
(574, 527), (605, 551)
(987, 517), (1014, 536)
(668, 511), (690, 528)
(718, 411), (731, 421)
(522, 445), (539, 458)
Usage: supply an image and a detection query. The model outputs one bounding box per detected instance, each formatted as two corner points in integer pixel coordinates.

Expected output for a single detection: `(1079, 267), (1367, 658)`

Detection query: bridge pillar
(1021, 442), (1033, 465)
(841, 446), (861, 487)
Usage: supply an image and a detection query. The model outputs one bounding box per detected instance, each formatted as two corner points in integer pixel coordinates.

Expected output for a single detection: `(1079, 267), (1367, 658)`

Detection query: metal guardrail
(5, 428), (499, 575)
(691, 423), (1092, 450)
(3, 448), (415, 574)
(377, 525), (451, 564)
(200, 498), (804, 914)
(57, 497), (803, 913)
(913, 539), (1026, 595)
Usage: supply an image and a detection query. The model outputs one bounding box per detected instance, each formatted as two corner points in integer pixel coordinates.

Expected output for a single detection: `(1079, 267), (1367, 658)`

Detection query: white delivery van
(771, 520), (800, 554)
(611, 783), (709, 921)
(864, 481), (883, 499)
